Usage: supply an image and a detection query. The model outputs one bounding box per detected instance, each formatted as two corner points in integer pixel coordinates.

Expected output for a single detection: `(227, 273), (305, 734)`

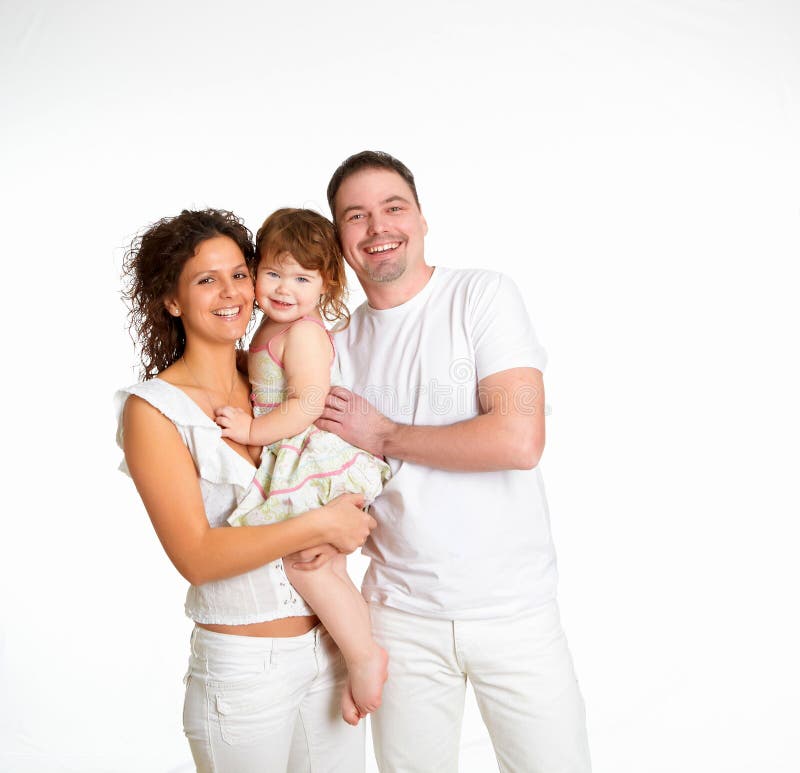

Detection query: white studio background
(1, 1), (798, 771)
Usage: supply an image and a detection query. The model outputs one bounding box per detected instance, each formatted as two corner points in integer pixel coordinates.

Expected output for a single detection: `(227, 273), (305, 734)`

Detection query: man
(317, 151), (591, 772)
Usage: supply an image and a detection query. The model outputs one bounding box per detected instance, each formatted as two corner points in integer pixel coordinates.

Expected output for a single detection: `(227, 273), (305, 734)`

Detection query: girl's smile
(256, 252), (326, 322)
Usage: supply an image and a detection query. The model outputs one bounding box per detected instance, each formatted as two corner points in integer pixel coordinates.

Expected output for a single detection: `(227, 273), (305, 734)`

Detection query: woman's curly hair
(122, 209), (255, 379)
(255, 208), (350, 328)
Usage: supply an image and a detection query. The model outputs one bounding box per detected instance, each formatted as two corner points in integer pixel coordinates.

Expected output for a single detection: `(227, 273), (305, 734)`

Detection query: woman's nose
(218, 277), (236, 297)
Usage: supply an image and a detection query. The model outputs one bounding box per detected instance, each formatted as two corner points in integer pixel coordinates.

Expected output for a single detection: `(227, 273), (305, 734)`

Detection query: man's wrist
(380, 419), (401, 458)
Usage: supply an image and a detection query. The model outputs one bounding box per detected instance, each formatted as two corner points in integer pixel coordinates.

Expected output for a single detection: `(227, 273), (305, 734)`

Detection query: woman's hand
(320, 493), (376, 553)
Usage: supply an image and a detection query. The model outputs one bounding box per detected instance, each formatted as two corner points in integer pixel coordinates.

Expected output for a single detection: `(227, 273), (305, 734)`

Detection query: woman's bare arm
(123, 395), (374, 586)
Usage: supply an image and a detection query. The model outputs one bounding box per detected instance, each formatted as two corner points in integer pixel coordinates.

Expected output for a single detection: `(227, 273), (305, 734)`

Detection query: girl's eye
(296, 276), (310, 283)
(264, 271), (280, 279)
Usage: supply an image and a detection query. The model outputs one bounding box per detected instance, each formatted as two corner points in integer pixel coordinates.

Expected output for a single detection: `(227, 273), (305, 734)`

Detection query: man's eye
(349, 213), (364, 221)
(389, 206), (402, 212)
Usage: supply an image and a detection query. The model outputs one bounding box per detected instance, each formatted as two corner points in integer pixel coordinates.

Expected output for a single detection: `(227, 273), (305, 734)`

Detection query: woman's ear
(164, 297), (181, 317)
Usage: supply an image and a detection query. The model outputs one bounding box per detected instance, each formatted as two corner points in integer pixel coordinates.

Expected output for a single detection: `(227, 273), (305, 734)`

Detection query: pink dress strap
(253, 316), (336, 370)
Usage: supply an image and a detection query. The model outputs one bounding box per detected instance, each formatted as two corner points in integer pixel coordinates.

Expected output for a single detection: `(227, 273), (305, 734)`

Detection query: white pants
(183, 625), (364, 772)
(369, 601), (591, 773)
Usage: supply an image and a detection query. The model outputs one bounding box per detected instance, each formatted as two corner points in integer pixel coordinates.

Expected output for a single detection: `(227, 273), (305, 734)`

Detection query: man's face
(333, 168), (428, 286)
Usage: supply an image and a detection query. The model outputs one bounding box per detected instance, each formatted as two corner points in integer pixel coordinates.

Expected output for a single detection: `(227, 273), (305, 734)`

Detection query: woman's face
(166, 235), (254, 345)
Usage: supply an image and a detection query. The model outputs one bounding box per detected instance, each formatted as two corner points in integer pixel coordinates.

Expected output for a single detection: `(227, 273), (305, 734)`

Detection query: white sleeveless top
(115, 378), (314, 624)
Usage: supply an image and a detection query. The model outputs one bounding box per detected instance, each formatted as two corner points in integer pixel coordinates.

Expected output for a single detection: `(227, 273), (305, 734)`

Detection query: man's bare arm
(316, 367), (545, 472)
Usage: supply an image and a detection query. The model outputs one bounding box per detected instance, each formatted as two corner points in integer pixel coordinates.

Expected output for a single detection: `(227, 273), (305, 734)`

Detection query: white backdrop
(2, 1), (798, 771)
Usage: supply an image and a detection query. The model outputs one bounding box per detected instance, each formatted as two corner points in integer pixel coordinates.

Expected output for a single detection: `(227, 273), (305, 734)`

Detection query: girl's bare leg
(285, 554), (388, 725)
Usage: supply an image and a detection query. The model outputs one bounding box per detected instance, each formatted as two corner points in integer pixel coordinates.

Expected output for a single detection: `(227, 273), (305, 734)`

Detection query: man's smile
(365, 241), (401, 255)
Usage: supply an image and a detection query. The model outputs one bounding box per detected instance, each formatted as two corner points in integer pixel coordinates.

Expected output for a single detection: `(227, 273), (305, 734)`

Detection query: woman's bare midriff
(198, 614), (319, 637)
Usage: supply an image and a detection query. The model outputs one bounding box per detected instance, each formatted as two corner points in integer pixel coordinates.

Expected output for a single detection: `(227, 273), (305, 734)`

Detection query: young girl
(215, 208), (391, 726)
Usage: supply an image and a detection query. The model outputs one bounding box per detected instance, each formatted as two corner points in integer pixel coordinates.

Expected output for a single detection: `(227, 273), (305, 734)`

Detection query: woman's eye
(198, 276), (213, 284)
(234, 272), (249, 279)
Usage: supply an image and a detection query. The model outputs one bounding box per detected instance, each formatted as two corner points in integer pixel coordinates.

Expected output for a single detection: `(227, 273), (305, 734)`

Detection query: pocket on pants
(213, 668), (279, 746)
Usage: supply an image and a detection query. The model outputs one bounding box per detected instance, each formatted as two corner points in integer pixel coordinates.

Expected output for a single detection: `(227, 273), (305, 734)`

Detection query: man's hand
(316, 387), (394, 458)
(215, 405), (253, 445)
(285, 543), (339, 571)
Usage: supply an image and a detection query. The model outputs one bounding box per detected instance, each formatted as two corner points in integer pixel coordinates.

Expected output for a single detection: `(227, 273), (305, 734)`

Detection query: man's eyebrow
(340, 195), (412, 217)
(381, 195), (411, 206)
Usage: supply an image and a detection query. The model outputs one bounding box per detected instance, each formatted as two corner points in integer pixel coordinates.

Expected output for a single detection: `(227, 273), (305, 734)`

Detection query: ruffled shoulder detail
(114, 379), (255, 489)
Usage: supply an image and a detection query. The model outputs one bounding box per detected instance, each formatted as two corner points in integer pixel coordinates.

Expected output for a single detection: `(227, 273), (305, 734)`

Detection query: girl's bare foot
(340, 679), (365, 726)
(347, 645), (389, 716)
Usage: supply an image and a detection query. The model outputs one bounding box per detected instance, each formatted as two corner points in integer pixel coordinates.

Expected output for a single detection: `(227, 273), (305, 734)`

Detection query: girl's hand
(215, 405), (253, 444)
(285, 543), (339, 571)
(320, 493), (376, 553)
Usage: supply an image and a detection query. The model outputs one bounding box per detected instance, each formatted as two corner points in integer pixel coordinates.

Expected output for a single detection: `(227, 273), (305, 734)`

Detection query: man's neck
(364, 264), (435, 310)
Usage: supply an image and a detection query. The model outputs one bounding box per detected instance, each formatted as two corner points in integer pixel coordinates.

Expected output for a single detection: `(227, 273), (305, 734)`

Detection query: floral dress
(228, 318), (390, 527)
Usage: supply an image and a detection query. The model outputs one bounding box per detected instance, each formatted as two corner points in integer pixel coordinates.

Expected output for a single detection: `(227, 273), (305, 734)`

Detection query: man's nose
(367, 214), (389, 236)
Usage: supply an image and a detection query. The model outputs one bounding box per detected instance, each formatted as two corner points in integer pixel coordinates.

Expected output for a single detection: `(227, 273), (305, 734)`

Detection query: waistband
(190, 624), (322, 658)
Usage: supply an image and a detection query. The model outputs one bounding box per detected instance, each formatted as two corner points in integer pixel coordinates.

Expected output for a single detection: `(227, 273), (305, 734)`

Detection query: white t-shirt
(335, 266), (558, 620)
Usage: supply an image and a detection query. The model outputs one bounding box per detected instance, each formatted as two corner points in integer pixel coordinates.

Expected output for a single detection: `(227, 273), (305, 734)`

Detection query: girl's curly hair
(255, 208), (350, 328)
(122, 208), (255, 379)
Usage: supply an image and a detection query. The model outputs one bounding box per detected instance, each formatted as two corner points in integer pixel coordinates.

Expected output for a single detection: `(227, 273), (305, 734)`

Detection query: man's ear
(422, 215), (429, 237)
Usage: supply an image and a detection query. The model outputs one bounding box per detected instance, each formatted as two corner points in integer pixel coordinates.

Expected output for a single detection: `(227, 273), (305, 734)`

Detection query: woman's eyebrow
(188, 262), (249, 280)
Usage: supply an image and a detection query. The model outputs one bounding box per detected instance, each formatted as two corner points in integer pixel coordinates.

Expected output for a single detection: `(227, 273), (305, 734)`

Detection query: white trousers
(183, 625), (364, 772)
(369, 601), (591, 773)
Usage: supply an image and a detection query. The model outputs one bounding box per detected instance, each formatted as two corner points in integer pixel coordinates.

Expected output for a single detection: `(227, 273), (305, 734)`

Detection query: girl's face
(166, 235), (254, 345)
(255, 252), (326, 323)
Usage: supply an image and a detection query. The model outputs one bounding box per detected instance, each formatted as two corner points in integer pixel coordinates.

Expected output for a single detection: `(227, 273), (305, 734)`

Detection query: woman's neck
(180, 341), (239, 393)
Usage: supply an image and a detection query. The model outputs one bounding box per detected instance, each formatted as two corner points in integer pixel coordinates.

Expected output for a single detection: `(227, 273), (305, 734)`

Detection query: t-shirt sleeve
(469, 272), (548, 382)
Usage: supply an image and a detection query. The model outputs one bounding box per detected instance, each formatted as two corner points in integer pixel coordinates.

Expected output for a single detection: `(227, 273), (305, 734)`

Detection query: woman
(116, 208), (374, 771)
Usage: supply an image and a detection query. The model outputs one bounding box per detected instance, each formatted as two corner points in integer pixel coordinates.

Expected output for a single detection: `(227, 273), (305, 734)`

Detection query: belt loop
(190, 626), (198, 657)
(269, 638), (277, 669)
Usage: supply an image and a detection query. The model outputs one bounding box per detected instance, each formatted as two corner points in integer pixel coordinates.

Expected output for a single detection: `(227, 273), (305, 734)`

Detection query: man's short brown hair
(326, 150), (420, 219)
